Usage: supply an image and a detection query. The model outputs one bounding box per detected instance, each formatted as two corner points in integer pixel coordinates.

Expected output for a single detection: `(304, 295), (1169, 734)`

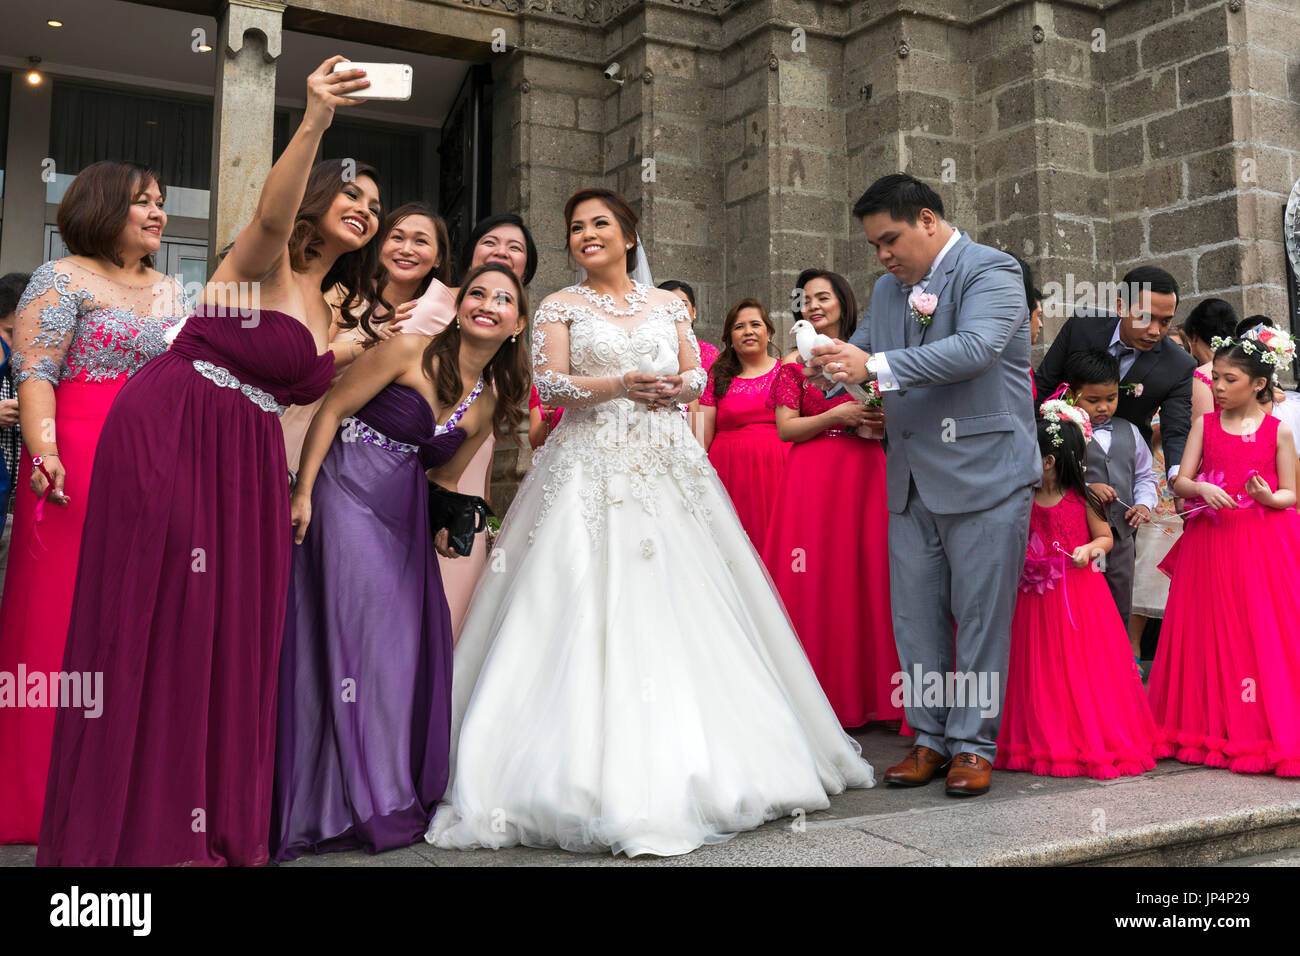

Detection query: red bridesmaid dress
(762, 362), (901, 728)
(699, 360), (789, 553)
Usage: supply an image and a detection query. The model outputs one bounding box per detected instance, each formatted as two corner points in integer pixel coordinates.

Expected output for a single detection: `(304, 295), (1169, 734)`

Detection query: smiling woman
(0, 160), (191, 846)
(36, 57), (381, 867)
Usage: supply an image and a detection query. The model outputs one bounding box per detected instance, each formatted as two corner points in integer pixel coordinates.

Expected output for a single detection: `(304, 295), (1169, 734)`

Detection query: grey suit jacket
(848, 234), (1039, 515)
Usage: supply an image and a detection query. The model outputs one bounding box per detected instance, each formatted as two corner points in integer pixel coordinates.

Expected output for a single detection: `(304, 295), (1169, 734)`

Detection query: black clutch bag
(428, 482), (493, 557)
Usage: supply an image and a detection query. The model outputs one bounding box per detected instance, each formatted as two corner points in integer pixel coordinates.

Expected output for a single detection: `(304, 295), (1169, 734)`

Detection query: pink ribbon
(27, 456), (55, 558)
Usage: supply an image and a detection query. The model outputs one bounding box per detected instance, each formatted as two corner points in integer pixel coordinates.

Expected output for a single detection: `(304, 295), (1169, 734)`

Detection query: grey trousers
(1102, 527), (1136, 621)
(888, 480), (1033, 763)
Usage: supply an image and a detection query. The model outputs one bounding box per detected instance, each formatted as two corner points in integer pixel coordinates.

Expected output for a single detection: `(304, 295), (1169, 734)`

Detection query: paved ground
(4, 725), (1298, 867)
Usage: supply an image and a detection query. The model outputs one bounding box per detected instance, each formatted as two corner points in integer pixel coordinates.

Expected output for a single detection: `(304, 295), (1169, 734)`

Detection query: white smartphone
(331, 62), (412, 102)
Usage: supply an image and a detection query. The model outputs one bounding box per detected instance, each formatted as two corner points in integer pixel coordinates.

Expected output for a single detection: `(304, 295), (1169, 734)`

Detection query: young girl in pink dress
(696, 298), (788, 553)
(995, 405), (1158, 778)
(762, 270), (900, 729)
(1150, 327), (1300, 776)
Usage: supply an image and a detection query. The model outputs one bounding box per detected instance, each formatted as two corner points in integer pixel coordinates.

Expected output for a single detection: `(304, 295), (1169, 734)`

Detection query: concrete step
(3, 729), (1297, 867)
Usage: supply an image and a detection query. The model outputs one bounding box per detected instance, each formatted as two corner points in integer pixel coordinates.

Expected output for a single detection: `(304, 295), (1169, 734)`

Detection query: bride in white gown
(427, 188), (874, 857)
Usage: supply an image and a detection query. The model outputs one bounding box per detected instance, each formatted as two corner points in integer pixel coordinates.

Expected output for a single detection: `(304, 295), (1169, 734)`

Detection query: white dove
(790, 319), (873, 402)
(636, 338), (679, 377)
(634, 338), (679, 410)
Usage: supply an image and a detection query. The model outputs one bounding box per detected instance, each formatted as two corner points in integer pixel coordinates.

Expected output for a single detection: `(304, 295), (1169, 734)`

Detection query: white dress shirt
(867, 229), (964, 392)
(1091, 418), (1159, 510)
(1107, 323), (1140, 381)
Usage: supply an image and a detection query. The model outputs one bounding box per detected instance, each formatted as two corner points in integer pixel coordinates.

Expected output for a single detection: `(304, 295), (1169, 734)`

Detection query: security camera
(604, 62), (624, 85)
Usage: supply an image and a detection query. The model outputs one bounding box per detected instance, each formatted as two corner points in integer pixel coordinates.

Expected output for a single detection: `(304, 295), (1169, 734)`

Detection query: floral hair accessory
(1212, 326), (1297, 383)
(1039, 385), (1093, 447)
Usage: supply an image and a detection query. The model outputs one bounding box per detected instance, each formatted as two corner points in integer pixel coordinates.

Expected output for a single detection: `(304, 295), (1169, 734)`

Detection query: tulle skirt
(1148, 506), (1300, 776)
(427, 411), (873, 857)
(994, 564), (1158, 779)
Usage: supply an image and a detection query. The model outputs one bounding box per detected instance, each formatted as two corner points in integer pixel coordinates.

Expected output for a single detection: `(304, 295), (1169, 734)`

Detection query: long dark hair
(711, 298), (774, 400)
(344, 201), (451, 341)
(793, 268), (858, 343)
(1213, 339), (1275, 404)
(1037, 417), (1105, 519)
(421, 263), (530, 444)
(287, 158), (382, 329)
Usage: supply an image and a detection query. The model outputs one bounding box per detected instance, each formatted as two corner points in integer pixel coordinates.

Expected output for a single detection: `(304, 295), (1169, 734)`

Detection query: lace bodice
(1030, 490), (1092, 551)
(1019, 490), (1093, 593)
(518, 282), (714, 547)
(531, 282), (707, 409)
(12, 259), (189, 387)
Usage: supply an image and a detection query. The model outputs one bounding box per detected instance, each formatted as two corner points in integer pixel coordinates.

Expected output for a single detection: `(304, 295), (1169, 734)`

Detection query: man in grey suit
(812, 174), (1039, 796)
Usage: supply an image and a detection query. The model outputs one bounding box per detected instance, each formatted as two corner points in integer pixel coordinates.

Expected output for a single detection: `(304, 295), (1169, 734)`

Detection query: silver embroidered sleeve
(672, 301), (706, 404)
(531, 300), (626, 408)
(12, 353), (61, 386)
(12, 262), (86, 390)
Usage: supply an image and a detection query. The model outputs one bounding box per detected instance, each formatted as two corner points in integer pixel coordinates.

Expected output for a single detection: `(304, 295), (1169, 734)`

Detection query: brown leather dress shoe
(945, 753), (992, 796)
(884, 745), (950, 786)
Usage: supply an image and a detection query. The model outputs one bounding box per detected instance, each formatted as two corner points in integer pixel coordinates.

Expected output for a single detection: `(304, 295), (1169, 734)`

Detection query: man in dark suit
(1034, 266), (1196, 476)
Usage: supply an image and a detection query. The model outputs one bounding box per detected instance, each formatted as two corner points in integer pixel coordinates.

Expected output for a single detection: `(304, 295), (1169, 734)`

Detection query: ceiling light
(26, 72), (42, 85)
(47, 20), (63, 28)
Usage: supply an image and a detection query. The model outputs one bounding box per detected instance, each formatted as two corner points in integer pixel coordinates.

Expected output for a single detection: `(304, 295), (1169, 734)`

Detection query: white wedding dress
(426, 282), (874, 857)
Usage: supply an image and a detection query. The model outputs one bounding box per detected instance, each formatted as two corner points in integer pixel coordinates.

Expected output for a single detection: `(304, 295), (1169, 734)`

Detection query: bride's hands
(650, 375), (684, 409)
(622, 371), (665, 404)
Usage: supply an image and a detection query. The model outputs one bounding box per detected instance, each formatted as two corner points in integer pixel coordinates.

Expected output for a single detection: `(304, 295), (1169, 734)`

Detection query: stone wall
(400, 0), (1300, 500)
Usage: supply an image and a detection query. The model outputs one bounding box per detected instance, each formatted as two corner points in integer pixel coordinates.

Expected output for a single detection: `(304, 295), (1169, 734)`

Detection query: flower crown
(1039, 385), (1093, 448)
(1211, 325), (1297, 382)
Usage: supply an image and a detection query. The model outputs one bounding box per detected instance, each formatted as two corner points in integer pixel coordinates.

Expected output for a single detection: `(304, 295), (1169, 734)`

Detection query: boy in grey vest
(1064, 349), (1158, 619)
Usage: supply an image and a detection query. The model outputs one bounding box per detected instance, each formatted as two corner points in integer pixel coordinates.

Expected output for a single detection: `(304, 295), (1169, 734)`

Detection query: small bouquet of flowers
(1120, 382), (1144, 397)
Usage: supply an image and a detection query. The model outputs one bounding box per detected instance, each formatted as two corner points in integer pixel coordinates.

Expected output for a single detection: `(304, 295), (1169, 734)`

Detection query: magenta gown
(761, 363), (900, 727)
(36, 307), (334, 866)
(1148, 412), (1300, 775)
(0, 260), (185, 844)
(700, 361), (789, 552)
(994, 490), (1158, 778)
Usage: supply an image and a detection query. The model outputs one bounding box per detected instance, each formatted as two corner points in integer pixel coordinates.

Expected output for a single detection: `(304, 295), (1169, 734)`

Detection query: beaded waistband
(341, 417), (420, 455)
(191, 360), (286, 416)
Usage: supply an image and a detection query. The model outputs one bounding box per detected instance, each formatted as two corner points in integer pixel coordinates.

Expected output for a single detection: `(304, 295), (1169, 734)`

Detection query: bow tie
(1093, 421), (1113, 432)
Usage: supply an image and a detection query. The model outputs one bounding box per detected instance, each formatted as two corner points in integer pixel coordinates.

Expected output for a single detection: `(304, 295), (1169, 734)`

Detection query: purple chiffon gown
(37, 308), (334, 867)
(271, 379), (480, 861)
